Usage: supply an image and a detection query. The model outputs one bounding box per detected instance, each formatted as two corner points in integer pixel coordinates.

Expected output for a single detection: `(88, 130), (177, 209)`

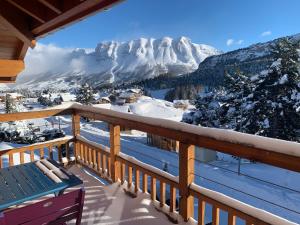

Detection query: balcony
(0, 103), (299, 225)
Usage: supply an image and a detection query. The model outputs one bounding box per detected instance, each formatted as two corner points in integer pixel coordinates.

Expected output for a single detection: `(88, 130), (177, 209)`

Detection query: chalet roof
(0, 0), (123, 83)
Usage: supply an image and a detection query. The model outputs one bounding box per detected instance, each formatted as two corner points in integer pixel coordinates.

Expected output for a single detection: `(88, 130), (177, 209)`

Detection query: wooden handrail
(0, 108), (73, 122)
(73, 104), (300, 173)
(0, 136), (73, 155)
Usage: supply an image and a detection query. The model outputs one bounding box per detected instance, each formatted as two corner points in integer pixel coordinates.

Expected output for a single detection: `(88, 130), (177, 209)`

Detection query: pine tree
(5, 94), (17, 114)
(75, 83), (95, 105)
(244, 38), (300, 141)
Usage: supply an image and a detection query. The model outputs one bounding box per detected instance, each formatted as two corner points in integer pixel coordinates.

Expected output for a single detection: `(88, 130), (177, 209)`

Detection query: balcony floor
(66, 165), (178, 225)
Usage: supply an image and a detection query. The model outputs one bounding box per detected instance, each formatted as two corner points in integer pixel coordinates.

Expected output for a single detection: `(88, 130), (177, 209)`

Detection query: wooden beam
(0, 1), (35, 48)
(0, 59), (24, 77)
(179, 142), (194, 221)
(4, 0), (47, 23)
(38, 0), (62, 14)
(15, 42), (29, 60)
(32, 0), (123, 37)
(0, 76), (16, 83)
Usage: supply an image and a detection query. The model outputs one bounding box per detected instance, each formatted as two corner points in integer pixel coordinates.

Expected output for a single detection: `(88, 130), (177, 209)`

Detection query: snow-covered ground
(0, 98), (299, 224)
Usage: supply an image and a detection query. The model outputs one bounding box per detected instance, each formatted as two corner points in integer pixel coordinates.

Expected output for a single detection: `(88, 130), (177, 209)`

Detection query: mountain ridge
(15, 36), (221, 90)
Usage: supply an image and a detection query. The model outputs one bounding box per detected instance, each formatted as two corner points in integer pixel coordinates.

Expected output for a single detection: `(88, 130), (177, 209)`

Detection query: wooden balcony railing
(0, 104), (299, 225)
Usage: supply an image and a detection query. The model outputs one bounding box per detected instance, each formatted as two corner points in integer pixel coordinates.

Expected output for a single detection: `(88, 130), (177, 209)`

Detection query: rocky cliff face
(15, 37), (220, 90)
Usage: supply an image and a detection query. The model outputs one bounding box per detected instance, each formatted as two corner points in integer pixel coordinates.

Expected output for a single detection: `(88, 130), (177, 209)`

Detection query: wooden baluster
(110, 124), (121, 182)
(212, 206), (220, 225)
(228, 212), (236, 225)
(108, 157), (111, 177)
(102, 154), (107, 175)
(80, 143), (84, 162)
(179, 142), (195, 221)
(49, 145), (53, 160)
(30, 150), (35, 162)
(9, 153), (13, 166)
(20, 152), (24, 164)
(88, 147), (92, 166)
(58, 145), (62, 163)
(40, 148), (44, 159)
(128, 165), (133, 189)
(93, 149), (96, 169)
(72, 114), (80, 162)
(0, 156), (2, 168)
(170, 185), (176, 212)
(84, 145), (88, 164)
(151, 177), (156, 201)
(121, 163), (125, 184)
(97, 152), (101, 172)
(160, 181), (166, 207)
(142, 173), (148, 193)
(198, 199), (205, 225)
(66, 143), (70, 161)
(135, 169), (140, 193)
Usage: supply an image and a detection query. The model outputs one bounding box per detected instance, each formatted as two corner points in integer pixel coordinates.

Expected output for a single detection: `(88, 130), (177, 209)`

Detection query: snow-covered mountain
(187, 33), (300, 86)
(15, 37), (220, 90)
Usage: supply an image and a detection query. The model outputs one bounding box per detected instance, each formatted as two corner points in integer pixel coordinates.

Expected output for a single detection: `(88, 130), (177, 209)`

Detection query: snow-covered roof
(129, 98), (184, 121)
(119, 92), (136, 99)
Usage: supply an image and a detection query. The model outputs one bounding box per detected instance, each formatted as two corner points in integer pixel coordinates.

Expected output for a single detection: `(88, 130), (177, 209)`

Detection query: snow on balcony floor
(66, 165), (180, 225)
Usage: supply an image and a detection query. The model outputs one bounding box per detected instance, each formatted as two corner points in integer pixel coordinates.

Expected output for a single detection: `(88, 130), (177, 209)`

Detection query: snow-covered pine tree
(244, 38), (300, 142)
(5, 94), (17, 114)
(75, 83), (95, 105)
(219, 70), (252, 130)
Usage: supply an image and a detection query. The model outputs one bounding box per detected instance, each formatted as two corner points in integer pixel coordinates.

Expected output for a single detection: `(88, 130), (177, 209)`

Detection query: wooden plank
(160, 181), (166, 207)
(212, 206), (220, 225)
(40, 148), (44, 159)
(0, 59), (24, 77)
(20, 152), (24, 164)
(57, 145), (62, 163)
(135, 169), (140, 193)
(102, 154), (107, 175)
(97, 152), (102, 172)
(110, 124), (121, 182)
(128, 165), (132, 189)
(120, 163), (125, 184)
(30, 150), (35, 162)
(142, 173), (147, 193)
(4, 0), (48, 23)
(151, 177), (156, 201)
(8, 153), (13, 166)
(228, 212), (236, 225)
(170, 185), (176, 212)
(179, 142), (195, 221)
(198, 199), (205, 225)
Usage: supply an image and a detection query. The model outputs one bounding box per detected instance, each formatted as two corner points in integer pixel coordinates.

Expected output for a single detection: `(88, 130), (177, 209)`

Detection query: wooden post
(72, 114), (80, 162)
(179, 142), (195, 221)
(110, 124), (121, 182)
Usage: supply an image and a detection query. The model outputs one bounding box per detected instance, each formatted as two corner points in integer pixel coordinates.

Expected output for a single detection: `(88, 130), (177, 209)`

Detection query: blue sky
(40, 0), (300, 52)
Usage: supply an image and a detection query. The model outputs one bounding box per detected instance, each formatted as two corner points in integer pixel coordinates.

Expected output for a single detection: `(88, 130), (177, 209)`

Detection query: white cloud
(261, 31), (272, 37)
(236, 39), (244, 45)
(226, 39), (234, 46)
(226, 39), (244, 46)
(19, 43), (94, 82)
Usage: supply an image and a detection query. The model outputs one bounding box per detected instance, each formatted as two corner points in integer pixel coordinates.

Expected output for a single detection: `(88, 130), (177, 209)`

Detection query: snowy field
(0, 99), (299, 224)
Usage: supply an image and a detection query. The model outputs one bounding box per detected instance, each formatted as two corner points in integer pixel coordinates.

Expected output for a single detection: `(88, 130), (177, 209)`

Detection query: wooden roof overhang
(0, 0), (123, 83)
